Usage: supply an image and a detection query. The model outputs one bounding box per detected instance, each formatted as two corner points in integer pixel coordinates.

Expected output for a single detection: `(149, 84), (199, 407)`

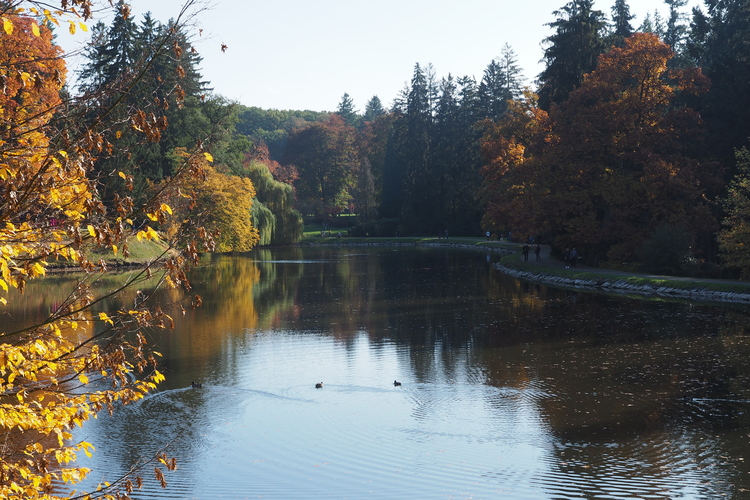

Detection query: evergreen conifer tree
(363, 95), (385, 121)
(336, 92), (359, 127)
(610, 0), (634, 46)
(537, 0), (607, 110)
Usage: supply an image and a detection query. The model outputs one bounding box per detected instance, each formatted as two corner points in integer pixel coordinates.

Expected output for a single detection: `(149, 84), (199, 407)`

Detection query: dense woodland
(233, 0), (750, 279)
(37, 0), (750, 273)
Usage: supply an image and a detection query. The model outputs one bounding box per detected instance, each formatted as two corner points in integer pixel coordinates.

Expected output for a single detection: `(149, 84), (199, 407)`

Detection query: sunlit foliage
(0, 1), (239, 498)
(481, 33), (720, 267)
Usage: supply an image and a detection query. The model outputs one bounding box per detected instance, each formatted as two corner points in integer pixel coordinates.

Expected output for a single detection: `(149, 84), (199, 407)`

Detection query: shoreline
(494, 264), (750, 304)
(300, 238), (750, 305)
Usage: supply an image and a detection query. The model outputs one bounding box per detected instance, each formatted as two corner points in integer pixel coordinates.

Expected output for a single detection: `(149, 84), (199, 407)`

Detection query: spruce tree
(336, 92), (359, 126)
(403, 63), (434, 232)
(79, 0), (137, 91)
(537, 0), (607, 110)
(664, 0), (689, 54)
(687, 0), (750, 164)
(363, 95), (385, 121)
(610, 0), (634, 46)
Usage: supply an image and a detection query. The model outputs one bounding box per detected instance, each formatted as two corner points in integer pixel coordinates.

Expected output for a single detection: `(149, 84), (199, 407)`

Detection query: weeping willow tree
(242, 159), (303, 245)
(252, 200), (277, 246)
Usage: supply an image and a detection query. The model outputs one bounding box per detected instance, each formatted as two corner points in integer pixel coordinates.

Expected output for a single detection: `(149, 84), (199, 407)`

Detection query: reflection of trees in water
(20, 248), (750, 497)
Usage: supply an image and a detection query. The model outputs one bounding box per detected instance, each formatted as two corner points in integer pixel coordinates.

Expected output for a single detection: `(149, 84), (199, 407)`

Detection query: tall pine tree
(537, 0), (607, 110)
(610, 0), (635, 46)
(687, 0), (750, 164)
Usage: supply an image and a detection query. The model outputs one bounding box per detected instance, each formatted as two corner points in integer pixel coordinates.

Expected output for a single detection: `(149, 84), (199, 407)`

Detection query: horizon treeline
(76, 0), (750, 278)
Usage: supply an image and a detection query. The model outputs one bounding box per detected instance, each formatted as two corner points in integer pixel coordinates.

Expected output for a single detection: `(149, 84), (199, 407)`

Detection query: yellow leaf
(31, 22), (40, 37)
(160, 203), (173, 215)
(78, 374), (89, 384)
(112, 244), (118, 255)
(2, 17), (13, 35)
(98, 312), (113, 325)
(0, 278), (6, 291)
(68, 20), (76, 35)
(71, 321), (78, 330)
(118, 171), (126, 179)
(31, 262), (45, 276)
(203, 152), (214, 163)
(115, 130), (123, 139)
(87, 225), (96, 237)
(79, 22), (88, 32)
(146, 212), (158, 221)
(136, 231), (144, 242)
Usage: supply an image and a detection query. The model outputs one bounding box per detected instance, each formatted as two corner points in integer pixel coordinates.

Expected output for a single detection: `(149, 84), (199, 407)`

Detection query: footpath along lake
(9, 245), (750, 499)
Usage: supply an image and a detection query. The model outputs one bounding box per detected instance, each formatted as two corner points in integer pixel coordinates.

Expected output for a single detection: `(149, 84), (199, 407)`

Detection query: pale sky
(58, 0), (705, 112)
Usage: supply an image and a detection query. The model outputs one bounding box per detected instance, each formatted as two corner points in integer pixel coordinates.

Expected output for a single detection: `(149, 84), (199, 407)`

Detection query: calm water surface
(9, 246), (750, 499)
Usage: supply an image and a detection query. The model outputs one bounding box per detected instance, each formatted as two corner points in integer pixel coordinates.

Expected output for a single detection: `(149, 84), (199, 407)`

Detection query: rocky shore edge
(494, 264), (750, 304)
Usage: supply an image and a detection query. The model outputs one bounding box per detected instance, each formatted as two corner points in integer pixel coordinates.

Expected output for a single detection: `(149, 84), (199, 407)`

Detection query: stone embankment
(494, 264), (750, 304)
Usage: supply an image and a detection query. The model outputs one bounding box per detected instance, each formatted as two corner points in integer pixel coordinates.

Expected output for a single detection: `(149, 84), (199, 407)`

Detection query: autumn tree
(482, 33), (720, 268)
(240, 144), (303, 245)
(282, 114), (358, 218)
(0, 1), (246, 498)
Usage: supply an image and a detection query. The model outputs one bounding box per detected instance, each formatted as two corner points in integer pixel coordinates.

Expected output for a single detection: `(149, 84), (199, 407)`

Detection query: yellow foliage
(0, 4), (190, 498)
(160, 148), (260, 252)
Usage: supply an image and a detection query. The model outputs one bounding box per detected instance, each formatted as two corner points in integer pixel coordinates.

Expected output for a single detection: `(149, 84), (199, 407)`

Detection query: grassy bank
(495, 251), (750, 295)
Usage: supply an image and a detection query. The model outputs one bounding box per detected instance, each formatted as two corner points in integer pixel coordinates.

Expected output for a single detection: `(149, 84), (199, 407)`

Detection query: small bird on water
(393, 380), (401, 386)
(315, 382), (324, 388)
(191, 381), (202, 388)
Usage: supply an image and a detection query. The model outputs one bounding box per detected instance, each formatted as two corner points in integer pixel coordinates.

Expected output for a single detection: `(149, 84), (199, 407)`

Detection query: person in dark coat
(535, 243), (541, 261)
(522, 244), (530, 262)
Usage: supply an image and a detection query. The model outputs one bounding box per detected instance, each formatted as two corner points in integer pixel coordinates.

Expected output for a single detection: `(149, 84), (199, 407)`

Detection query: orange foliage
(481, 33), (721, 265)
(248, 142), (299, 186)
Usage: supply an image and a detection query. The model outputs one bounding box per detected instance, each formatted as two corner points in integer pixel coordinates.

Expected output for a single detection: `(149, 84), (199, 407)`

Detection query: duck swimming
(393, 380), (401, 386)
(191, 381), (202, 388)
(315, 382), (323, 388)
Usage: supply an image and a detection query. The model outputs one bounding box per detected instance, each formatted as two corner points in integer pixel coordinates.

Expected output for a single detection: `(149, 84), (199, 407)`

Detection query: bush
(638, 223), (697, 276)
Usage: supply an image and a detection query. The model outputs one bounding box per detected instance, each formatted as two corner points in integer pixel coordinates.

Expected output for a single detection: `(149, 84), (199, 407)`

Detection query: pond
(8, 245), (750, 499)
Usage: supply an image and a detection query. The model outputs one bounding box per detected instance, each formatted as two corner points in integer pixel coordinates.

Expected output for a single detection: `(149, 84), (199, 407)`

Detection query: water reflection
(6, 247), (750, 498)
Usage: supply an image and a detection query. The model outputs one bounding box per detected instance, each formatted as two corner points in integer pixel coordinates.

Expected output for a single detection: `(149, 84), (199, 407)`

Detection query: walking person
(564, 248), (570, 268)
(570, 247), (578, 268)
(522, 244), (530, 262)
(535, 243), (541, 262)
